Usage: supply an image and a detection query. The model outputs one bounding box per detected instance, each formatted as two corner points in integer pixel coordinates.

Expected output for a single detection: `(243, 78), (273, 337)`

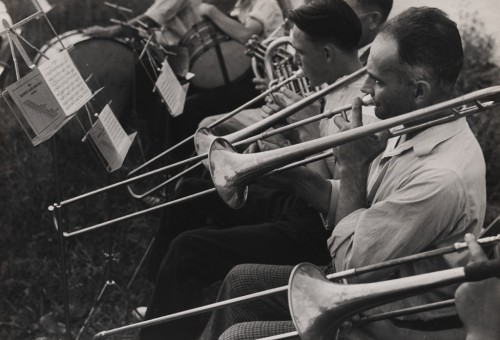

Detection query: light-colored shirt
(327, 117), (486, 327)
(145, 0), (202, 46)
(230, 0), (284, 39)
(145, 0), (283, 46)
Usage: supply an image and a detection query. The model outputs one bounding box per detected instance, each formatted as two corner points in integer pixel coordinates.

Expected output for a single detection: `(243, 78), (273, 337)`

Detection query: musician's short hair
(288, 0), (361, 53)
(356, 0), (393, 22)
(379, 7), (463, 93)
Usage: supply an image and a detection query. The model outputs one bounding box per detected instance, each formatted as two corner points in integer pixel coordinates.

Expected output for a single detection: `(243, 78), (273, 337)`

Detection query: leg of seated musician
(220, 321), (297, 340)
(200, 264), (295, 340)
(147, 179), (311, 280)
(139, 190), (330, 340)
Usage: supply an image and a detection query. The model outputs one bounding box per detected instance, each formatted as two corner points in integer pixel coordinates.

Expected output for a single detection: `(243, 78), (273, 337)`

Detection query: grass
(0, 1), (499, 340)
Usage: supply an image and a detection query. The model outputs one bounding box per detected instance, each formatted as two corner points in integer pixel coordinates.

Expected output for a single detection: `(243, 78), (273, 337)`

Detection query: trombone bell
(208, 138), (249, 209)
(288, 262), (486, 340)
(194, 127), (217, 156)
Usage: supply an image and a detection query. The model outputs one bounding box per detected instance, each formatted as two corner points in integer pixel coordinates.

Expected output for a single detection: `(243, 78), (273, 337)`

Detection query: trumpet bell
(208, 138), (249, 209)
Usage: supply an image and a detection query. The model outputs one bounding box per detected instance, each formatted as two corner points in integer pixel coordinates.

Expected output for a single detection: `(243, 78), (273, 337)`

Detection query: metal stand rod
(50, 137), (72, 340)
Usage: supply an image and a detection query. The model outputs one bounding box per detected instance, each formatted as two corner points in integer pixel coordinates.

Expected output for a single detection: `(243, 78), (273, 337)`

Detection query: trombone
(92, 234), (500, 338)
(285, 257), (500, 340)
(127, 66), (367, 199)
(53, 67), (368, 237)
(207, 86), (500, 209)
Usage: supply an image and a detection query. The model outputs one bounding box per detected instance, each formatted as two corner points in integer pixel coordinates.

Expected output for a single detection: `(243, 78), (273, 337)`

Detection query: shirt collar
(381, 117), (467, 159)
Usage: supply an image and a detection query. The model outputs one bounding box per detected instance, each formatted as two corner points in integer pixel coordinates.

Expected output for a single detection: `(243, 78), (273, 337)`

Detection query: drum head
(36, 31), (137, 123)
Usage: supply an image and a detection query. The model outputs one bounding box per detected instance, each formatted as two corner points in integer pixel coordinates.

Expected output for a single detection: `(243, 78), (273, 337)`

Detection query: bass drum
(35, 30), (138, 126)
(180, 20), (251, 89)
(34, 30), (168, 156)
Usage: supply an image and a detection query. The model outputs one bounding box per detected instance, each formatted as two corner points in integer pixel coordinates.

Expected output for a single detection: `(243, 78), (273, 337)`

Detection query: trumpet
(208, 86), (500, 209)
(92, 234), (500, 338)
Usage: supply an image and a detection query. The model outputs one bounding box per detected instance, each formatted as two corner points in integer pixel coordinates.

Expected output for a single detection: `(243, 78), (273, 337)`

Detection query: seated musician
(198, 0), (393, 136)
(85, 0), (284, 158)
(197, 6), (487, 340)
(138, 1), (379, 339)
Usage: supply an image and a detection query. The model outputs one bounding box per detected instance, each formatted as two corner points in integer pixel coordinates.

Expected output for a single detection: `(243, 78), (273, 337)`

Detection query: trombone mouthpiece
(361, 94), (374, 106)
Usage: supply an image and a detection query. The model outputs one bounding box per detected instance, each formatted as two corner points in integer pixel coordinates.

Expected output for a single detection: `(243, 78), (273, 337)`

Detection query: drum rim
(35, 29), (133, 65)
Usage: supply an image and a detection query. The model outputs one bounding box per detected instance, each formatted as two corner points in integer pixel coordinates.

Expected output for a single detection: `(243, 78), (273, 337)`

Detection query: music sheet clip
(86, 104), (136, 172)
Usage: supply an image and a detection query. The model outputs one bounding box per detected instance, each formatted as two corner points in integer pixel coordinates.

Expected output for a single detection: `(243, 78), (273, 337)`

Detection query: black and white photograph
(0, 0), (499, 339)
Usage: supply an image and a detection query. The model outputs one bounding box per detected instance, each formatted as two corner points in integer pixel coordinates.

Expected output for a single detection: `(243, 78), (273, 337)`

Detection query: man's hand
(253, 77), (269, 92)
(333, 97), (388, 172)
(455, 234), (500, 340)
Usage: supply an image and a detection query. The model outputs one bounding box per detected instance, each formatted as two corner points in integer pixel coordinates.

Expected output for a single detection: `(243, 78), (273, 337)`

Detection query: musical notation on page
(4, 49), (93, 144)
(87, 104), (136, 172)
(155, 60), (188, 117)
(38, 50), (92, 115)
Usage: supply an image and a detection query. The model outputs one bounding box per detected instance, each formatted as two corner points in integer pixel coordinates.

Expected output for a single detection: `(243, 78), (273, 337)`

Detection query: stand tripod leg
(127, 236), (155, 290)
(75, 281), (111, 340)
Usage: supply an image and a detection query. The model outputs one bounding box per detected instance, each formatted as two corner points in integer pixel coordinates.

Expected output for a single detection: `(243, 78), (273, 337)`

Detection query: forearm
(276, 167), (332, 214)
(334, 167), (369, 225)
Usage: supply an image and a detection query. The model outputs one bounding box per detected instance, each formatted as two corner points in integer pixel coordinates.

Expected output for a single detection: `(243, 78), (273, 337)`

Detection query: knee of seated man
(159, 230), (207, 274)
(223, 264), (263, 297)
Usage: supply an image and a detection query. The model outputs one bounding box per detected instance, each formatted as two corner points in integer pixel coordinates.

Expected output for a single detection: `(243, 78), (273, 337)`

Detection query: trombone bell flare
(208, 138), (249, 209)
(194, 126), (216, 155)
(288, 260), (500, 340)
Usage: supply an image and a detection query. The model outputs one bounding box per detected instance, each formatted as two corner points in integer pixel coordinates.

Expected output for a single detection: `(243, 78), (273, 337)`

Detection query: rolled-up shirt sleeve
(321, 179), (340, 230)
(327, 168), (470, 280)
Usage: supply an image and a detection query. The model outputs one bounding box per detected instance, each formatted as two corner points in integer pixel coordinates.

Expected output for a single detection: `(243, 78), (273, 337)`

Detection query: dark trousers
(140, 179), (331, 340)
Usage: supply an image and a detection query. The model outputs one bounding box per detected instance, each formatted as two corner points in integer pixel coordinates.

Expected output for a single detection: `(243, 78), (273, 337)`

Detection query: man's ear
(367, 11), (383, 30)
(323, 43), (336, 63)
(413, 80), (432, 105)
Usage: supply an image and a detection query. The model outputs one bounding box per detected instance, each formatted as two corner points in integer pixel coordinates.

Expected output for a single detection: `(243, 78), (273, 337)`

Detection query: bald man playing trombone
(198, 6), (487, 340)
(139, 1), (385, 339)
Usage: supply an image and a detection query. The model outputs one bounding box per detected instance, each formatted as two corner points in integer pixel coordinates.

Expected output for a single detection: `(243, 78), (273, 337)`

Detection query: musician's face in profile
(291, 28), (330, 87)
(362, 35), (417, 119)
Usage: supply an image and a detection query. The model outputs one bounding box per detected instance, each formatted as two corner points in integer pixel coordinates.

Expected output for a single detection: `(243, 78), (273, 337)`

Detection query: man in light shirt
(199, 6), (486, 340)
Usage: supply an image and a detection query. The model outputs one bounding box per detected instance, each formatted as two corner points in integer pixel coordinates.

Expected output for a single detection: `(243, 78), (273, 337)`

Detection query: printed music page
(155, 60), (187, 117)
(5, 67), (66, 137)
(38, 49), (92, 116)
(87, 105), (136, 172)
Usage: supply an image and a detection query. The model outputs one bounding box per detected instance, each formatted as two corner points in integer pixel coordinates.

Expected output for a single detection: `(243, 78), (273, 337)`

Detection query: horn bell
(208, 138), (249, 209)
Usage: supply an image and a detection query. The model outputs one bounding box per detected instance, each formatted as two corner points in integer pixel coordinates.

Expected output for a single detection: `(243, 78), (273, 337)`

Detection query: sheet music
(5, 68), (66, 135)
(155, 60), (187, 117)
(35, 0), (53, 12)
(88, 105), (136, 172)
(38, 50), (92, 115)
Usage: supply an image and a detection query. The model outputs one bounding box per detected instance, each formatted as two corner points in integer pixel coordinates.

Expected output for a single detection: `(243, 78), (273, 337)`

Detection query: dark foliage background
(0, 1), (499, 340)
